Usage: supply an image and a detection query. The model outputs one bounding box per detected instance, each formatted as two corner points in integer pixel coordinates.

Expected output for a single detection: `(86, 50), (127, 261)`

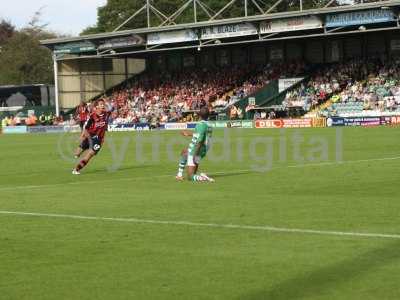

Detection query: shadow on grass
(240, 241), (400, 300)
(211, 171), (254, 178)
(84, 164), (155, 175)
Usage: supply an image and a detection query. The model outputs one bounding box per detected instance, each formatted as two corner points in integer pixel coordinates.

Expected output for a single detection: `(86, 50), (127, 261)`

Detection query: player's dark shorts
(80, 135), (102, 155)
(79, 121), (85, 130)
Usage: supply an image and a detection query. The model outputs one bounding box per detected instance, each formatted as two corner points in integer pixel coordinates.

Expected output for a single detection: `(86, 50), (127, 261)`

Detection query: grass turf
(0, 126), (400, 299)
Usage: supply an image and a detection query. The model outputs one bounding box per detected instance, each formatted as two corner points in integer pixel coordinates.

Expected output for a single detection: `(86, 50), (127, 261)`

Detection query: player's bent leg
(190, 173), (210, 182)
(72, 150), (96, 174)
(74, 147), (84, 159)
(186, 156), (202, 182)
(193, 155), (201, 177)
(72, 137), (101, 174)
(176, 149), (188, 180)
(187, 165), (206, 182)
(75, 137), (89, 159)
(186, 157), (214, 182)
(200, 173), (215, 182)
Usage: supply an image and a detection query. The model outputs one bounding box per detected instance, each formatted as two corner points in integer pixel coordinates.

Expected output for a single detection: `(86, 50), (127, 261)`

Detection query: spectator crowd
(2, 58), (400, 127)
(324, 59), (400, 116)
(282, 58), (400, 116)
(98, 61), (307, 124)
(1, 112), (65, 127)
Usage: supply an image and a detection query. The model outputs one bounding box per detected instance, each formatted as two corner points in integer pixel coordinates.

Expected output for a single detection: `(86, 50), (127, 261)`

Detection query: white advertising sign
(260, 16), (322, 34)
(278, 78), (304, 92)
(147, 29), (198, 45)
(164, 123), (188, 130)
(201, 23), (257, 40)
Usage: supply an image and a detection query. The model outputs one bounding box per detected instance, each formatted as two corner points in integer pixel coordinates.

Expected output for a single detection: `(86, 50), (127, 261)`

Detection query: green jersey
(188, 121), (212, 158)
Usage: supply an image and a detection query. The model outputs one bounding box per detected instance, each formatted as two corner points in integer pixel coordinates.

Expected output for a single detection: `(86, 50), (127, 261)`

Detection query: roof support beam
(146, 43), (162, 50)
(324, 0), (337, 8)
(197, 0), (214, 18)
(150, 5), (176, 25)
(325, 26), (345, 33)
(147, 0), (151, 27)
(198, 0), (218, 15)
(113, 5), (147, 32)
(259, 32), (279, 39)
(210, 0), (237, 21)
(265, 0), (284, 14)
(194, 0), (198, 22)
(252, 0), (265, 14)
(160, 0), (193, 26)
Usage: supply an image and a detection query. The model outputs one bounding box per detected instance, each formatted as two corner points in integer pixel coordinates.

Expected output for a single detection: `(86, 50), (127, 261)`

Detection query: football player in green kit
(176, 106), (214, 182)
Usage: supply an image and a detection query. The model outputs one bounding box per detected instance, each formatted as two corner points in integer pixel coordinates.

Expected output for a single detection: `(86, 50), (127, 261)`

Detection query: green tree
(0, 11), (57, 85)
(0, 19), (14, 45)
(81, 0), (147, 34)
(0, 31), (54, 85)
(81, 0), (269, 34)
(81, 0), (198, 34)
(81, 0), (352, 35)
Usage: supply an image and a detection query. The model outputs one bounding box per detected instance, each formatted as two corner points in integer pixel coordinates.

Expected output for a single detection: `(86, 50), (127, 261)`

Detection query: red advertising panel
(255, 119), (312, 129)
(390, 116), (400, 125)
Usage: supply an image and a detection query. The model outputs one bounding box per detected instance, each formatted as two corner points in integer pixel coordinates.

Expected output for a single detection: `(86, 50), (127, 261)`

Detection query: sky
(0, 0), (107, 36)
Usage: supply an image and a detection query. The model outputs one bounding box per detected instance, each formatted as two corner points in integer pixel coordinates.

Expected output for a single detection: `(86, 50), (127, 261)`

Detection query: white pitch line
(286, 155), (400, 169)
(0, 210), (400, 240)
(0, 174), (172, 192)
(0, 155), (400, 192)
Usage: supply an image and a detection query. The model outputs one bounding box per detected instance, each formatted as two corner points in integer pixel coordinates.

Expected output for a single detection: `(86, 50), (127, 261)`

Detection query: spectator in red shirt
(75, 100), (89, 131)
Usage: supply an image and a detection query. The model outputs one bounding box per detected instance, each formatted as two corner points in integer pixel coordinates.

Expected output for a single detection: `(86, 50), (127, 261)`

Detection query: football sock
(76, 159), (88, 171)
(191, 174), (207, 182)
(177, 155), (187, 177)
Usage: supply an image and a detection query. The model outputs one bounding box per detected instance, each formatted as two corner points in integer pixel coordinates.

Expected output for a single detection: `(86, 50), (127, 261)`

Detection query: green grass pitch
(1, 126), (400, 299)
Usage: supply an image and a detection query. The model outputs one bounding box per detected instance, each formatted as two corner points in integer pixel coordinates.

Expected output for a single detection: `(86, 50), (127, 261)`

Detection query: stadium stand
(2, 59), (400, 126)
(305, 58), (400, 117)
(284, 59), (373, 113)
(97, 61), (307, 124)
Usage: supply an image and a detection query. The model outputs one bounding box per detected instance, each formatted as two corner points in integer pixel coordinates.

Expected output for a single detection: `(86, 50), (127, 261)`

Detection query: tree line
(0, 12), (56, 85)
(82, 0), (351, 35)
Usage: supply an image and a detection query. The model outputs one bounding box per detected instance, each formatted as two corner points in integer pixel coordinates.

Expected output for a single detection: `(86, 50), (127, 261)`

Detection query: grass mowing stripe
(1, 155), (399, 192)
(1, 210), (400, 240)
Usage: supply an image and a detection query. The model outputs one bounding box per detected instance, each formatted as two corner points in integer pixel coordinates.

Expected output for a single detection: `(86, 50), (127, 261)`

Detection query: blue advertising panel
(327, 117), (382, 127)
(343, 117), (381, 127)
(327, 117), (345, 127)
(27, 126), (65, 133)
(3, 126), (27, 134)
(326, 9), (395, 28)
(187, 123), (197, 129)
